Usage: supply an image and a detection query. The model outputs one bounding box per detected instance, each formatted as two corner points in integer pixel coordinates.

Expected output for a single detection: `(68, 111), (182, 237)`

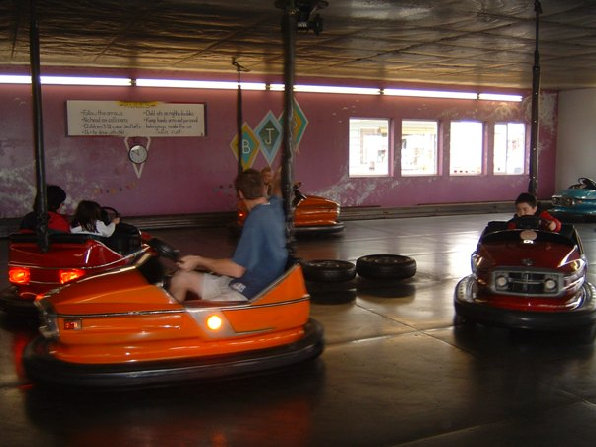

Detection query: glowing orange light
(8, 267), (30, 285)
(59, 269), (85, 284)
(206, 315), (223, 331)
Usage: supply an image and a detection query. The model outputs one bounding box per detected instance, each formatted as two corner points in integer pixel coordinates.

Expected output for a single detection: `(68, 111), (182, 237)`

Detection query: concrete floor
(2, 213), (596, 446)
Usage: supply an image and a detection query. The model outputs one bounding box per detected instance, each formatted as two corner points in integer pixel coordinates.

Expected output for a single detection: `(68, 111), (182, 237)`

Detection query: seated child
(71, 200), (120, 237)
(20, 185), (70, 233)
(507, 192), (561, 232)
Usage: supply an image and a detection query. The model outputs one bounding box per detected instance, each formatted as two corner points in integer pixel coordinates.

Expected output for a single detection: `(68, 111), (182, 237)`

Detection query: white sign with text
(66, 100), (205, 137)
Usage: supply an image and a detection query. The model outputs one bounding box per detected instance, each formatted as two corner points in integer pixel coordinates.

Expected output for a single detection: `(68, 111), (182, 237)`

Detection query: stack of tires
(301, 259), (357, 304)
(301, 254), (416, 303)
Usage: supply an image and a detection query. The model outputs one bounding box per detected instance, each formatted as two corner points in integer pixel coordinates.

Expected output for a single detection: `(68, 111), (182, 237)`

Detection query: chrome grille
(490, 269), (562, 297)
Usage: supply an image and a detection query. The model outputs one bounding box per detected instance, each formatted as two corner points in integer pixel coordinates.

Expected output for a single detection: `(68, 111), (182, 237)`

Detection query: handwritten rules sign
(66, 100), (205, 137)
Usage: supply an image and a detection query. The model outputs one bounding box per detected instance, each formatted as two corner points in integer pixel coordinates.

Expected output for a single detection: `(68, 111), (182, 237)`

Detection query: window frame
(348, 117), (392, 178)
(400, 119), (439, 177)
(492, 122), (527, 175)
(449, 120), (484, 176)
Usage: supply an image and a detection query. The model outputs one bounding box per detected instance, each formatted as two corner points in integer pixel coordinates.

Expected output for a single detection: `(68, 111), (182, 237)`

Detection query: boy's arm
(539, 210), (562, 232)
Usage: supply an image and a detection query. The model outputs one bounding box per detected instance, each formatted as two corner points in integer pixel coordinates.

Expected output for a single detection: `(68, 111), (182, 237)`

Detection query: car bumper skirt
(0, 286), (38, 317)
(295, 222), (344, 234)
(454, 275), (596, 330)
(23, 318), (324, 388)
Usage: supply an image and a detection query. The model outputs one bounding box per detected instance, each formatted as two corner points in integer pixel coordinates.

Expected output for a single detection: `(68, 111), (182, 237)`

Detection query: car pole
(29, 0), (49, 253)
(280, 0), (297, 255)
(528, 0), (542, 196)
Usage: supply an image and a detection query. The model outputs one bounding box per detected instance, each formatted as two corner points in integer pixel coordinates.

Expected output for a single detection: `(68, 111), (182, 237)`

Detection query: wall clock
(128, 144), (148, 164)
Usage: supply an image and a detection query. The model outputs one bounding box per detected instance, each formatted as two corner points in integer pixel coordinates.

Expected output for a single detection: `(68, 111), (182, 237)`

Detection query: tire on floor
(301, 259), (357, 282)
(306, 280), (357, 304)
(356, 254), (416, 280)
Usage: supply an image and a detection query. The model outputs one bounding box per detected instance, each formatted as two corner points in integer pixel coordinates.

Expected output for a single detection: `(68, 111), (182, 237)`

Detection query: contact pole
(280, 0), (297, 255)
(30, 0), (49, 252)
(528, 0), (542, 195)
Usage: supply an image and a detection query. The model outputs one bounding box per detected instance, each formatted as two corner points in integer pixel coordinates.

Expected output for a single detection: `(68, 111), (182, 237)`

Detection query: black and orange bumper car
(237, 183), (343, 235)
(23, 241), (324, 387)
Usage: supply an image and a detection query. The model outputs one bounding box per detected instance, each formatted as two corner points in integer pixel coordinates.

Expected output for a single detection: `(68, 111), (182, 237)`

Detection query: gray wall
(556, 89), (596, 189)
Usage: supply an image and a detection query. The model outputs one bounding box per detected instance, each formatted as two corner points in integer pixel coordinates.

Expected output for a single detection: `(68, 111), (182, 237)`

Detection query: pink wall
(0, 72), (557, 219)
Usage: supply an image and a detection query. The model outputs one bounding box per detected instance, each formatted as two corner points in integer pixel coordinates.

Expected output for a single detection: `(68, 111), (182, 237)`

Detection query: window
(349, 118), (390, 177)
(449, 121), (483, 176)
(401, 120), (438, 176)
(493, 123), (526, 175)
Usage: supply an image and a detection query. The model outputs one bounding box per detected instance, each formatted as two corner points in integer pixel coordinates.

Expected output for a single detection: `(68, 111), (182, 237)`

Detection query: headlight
(544, 278), (558, 291)
(206, 315), (223, 331)
(495, 275), (508, 289)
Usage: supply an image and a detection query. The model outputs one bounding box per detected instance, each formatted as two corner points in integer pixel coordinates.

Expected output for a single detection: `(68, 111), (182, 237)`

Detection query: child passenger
(508, 192), (561, 232)
(71, 200), (120, 237)
(260, 166), (273, 197)
(20, 184), (71, 233)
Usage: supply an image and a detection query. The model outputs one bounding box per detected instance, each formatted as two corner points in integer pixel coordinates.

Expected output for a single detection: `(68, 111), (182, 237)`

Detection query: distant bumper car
(551, 177), (596, 221)
(23, 241), (324, 388)
(237, 183), (343, 235)
(1, 208), (152, 317)
(454, 217), (596, 332)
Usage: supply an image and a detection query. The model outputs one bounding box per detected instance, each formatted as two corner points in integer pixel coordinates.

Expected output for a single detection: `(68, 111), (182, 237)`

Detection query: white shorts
(201, 273), (248, 302)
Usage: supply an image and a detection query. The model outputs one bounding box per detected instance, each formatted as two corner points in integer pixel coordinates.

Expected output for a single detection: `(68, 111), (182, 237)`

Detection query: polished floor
(2, 213), (596, 447)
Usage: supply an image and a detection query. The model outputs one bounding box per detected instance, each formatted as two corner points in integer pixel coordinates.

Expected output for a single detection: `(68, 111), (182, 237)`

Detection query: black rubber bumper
(454, 276), (596, 331)
(295, 222), (344, 235)
(23, 318), (324, 388)
(0, 286), (38, 317)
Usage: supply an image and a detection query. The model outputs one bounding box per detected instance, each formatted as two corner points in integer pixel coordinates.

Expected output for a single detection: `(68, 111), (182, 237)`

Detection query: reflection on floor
(2, 213), (596, 446)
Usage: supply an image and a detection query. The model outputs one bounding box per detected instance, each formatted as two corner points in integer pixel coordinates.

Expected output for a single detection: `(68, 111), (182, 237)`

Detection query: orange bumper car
(23, 243), (324, 387)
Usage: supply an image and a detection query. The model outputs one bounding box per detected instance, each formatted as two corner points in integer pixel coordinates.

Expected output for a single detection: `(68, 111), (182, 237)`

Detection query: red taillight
(59, 269), (85, 284)
(63, 318), (82, 330)
(9, 267), (30, 285)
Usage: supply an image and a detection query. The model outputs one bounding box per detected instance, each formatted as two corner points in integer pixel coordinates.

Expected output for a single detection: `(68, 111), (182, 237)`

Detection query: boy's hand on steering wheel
(177, 255), (201, 271)
(544, 219), (556, 231)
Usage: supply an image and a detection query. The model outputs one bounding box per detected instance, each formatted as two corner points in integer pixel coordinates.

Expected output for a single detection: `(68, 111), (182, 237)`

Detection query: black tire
(356, 254), (416, 280)
(301, 259), (356, 282)
(576, 324), (596, 344)
(453, 313), (475, 327)
(306, 280), (357, 304)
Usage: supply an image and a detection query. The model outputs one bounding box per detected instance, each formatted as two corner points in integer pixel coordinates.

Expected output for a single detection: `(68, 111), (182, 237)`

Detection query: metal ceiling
(2, 0), (596, 90)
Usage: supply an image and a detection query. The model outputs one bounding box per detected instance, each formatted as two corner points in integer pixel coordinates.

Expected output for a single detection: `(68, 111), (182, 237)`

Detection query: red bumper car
(1, 222), (152, 317)
(454, 217), (596, 332)
(23, 241), (324, 387)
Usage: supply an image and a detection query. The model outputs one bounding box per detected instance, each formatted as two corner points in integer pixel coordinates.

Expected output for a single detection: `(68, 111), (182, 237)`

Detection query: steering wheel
(292, 182), (307, 207)
(100, 206), (120, 225)
(147, 238), (180, 262)
(578, 177), (596, 190)
(510, 215), (542, 230)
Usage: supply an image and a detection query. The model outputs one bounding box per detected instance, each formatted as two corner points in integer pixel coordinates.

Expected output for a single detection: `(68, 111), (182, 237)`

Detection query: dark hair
(515, 192), (538, 208)
(73, 200), (102, 232)
(235, 169), (265, 200)
(33, 185), (66, 213)
(47, 185), (66, 211)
